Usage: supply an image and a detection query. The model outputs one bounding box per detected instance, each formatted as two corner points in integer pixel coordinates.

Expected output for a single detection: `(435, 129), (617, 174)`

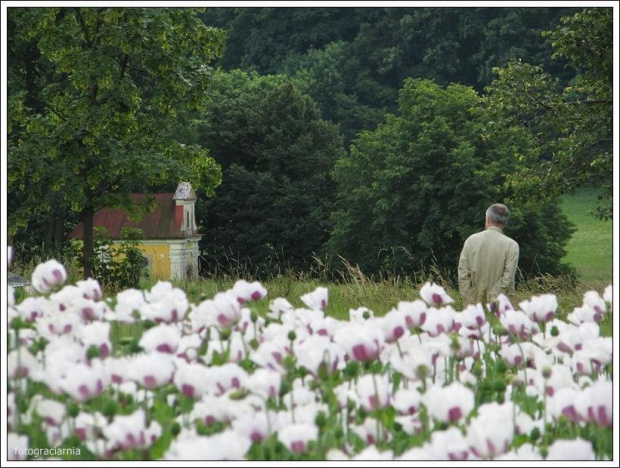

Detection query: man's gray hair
(486, 203), (510, 227)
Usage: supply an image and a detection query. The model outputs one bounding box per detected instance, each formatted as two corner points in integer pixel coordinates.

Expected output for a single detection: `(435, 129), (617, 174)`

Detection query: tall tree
(482, 8), (612, 219)
(8, 8), (224, 277)
(196, 70), (346, 276)
(201, 7), (577, 144)
(327, 78), (574, 279)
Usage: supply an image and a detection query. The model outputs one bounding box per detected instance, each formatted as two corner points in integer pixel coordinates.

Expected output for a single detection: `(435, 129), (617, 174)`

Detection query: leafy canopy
(482, 8), (612, 219)
(8, 8), (225, 275)
(195, 70), (346, 276)
(328, 78), (574, 280)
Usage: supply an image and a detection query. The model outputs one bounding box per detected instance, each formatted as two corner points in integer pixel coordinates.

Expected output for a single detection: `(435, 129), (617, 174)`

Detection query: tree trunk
(82, 205), (94, 279)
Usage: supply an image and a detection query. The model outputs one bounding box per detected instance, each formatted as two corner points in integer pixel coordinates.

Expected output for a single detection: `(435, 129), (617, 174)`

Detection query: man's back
(458, 226), (519, 305)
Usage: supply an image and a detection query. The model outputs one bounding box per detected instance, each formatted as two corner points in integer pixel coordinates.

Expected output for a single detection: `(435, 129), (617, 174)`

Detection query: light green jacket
(458, 226), (519, 306)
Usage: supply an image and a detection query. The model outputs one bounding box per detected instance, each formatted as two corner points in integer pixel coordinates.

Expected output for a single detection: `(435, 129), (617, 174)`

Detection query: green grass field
(109, 186), (614, 343)
(560, 186), (613, 283)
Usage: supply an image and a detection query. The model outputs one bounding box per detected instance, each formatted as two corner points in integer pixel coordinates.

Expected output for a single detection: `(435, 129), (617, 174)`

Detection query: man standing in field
(458, 203), (519, 306)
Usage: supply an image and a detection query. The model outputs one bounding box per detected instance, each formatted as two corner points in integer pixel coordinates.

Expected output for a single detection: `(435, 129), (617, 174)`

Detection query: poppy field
(7, 256), (614, 461)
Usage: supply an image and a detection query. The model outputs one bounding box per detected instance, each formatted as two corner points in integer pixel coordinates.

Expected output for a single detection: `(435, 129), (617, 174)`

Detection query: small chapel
(69, 182), (201, 281)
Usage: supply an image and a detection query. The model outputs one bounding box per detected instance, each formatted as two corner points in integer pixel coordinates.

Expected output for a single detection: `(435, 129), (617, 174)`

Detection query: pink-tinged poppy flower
(421, 306), (456, 337)
(392, 388), (422, 416)
(396, 300), (428, 329)
(164, 429), (251, 460)
(231, 412), (274, 443)
(250, 338), (290, 373)
(397, 446), (434, 460)
(140, 296), (186, 324)
(356, 374), (390, 411)
(422, 382), (474, 424)
(70, 297), (108, 322)
(206, 292), (244, 329)
(567, 305), (602, 324)
(513, 411), (543, 437)
(301, 286), (329, 311)
(493, 294), (515, 316)
(428, 427), (470, 460)
(449, 335), (475, 360)
(349, 306), (375, 324)
(389, 338), (434, 381)
(519, 294), (558, 323)
(204, 363), (249, 396)
(294, 335), (344, 378)
(59, 359), (106, 402)
(189, 395), (239, 426)
(231, 279), (267, 304)
(351, 417), (392, 445)
(74, 411), (107, 442)
(351, 446), (394, 460)
(103, 409), (161, 451)
(575, 379), (612, 427)
(281, 383), (320, 411)
(8, 433), (29, 460)
(79, 322), (112, 359)
(49, 285), (86, 311)
(247, 368), (282, 400)
(76, 278), (103, 301)
(103, 357), (131, 385)
(139, 323), (181, 354)
(334, 323), (384, 362)
(267, 298), (294, 321)
(582, 290), (606, 315)
(547, 387), (581, 423)
(555, 322), (599, 355)
(36, 311), (82, 339)
(107, 288), (146, 324)
(8, 348), (38, 379)
(499, 343), (527, 367)
(458, 321), (490, 341)
(142, 282), (188, 322)
(176, 333), (202, 362)
(467, 402), (513, 459)
(499, 310), (538, 340)
(333, 382), (361, 409)
(377, 310), (409, 343)
(571, 351), (604, 377)
(394, 415), (424, 436)
(602, 285), (612, 305)
(459, 303), (486, 329)
(32, 397), (66, 427)
(420, 282), (454, 306)
(32, 259), (67, 293)
(546, 438), (595, 460)
(173, 361), (211, 399)
(278, 423), (318, 453)
(541, 364), (575, 397)
(495, 443), (542, 461)
(129, 353), (175, 389)
(15, 297), (51, 322)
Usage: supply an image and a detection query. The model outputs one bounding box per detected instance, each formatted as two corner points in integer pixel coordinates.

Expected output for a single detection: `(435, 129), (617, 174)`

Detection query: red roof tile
(69, 194), (191, 240)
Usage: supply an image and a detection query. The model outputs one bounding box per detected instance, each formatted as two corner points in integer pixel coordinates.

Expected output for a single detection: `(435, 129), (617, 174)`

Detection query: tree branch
(74, 8), (92, 47)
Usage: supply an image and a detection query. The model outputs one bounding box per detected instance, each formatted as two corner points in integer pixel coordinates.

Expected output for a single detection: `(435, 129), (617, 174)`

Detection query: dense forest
(8, 7), (612, 282)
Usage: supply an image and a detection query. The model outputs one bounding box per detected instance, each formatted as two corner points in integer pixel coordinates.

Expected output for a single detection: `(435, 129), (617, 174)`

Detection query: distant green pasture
(560, 187), (613, 284)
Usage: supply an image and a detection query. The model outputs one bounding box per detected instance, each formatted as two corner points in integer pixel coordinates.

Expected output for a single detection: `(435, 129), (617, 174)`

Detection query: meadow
(7, 188), (614, 461)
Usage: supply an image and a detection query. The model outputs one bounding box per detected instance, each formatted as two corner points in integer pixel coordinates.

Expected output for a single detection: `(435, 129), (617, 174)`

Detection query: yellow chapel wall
(138, 243), (171, 280)
(111, 242), (171, 280)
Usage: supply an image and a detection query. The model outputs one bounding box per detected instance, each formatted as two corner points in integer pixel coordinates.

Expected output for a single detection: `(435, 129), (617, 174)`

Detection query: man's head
(485, 203), (510, 229)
